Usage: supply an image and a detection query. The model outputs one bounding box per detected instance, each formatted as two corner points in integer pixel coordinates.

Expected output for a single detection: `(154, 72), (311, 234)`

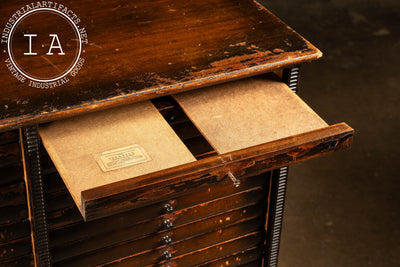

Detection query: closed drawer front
(47, 172), (268, 246)
(51, 190), (267, 263)
(105, 231), (265, 267)
(0, 131), (33, 267)
(54, 216), (264, 267)
(45, 165), (268, 231)
(194, 246), (263, 267)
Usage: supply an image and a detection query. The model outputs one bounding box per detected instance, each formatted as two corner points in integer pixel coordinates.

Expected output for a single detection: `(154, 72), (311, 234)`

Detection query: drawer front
(0, 131), (34, 267)
(46, 171), (268, 234)
(105, 232), (265, 267)
(45, 162), (269, 230)
(51, 190), (267, 263)
(195, 246), (263, 267)
(54, 217), (265, 267)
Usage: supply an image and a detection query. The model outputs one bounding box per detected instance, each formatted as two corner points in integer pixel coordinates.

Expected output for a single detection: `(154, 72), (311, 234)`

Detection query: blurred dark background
(258, 0), (400, 266)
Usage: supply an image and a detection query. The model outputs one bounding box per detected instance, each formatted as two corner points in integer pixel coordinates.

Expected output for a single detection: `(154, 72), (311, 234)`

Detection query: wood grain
(103, 231), (265, 267)
(195, 246), (263, 267)
(46, 172), (267, 232)
(52, 204), (265, 263)
(55, 217), (264, 266)
(0, 0), (321, 132)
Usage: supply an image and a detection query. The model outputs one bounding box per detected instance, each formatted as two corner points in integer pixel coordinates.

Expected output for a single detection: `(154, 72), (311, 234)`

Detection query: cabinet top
(0, 0), (321, 131)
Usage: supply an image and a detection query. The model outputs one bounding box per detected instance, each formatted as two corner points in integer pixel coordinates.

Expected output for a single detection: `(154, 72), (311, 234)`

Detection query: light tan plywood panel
(39, 101), (196, 215)
(174, 78), (328, 154)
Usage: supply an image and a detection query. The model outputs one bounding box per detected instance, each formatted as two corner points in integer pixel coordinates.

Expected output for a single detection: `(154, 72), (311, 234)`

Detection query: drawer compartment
(104, 232), (265, 267)
(52, 202), (265, 264)
(51, 189), (267, 262)
(39, 77), (353, 221)
(54, 216), (265, 267)
(46, 171), (268, 231)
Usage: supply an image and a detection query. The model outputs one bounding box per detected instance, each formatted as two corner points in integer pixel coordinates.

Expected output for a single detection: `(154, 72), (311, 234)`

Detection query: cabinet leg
(21, 126), (51, 267)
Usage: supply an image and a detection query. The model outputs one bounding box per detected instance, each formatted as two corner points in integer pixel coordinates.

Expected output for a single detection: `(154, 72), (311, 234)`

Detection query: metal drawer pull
(163, 219), (173, 228)
(163, 203), (174, 213)
(228, 172), (240, 187)
(162, 235), (172, 244)
(163, 250), (172, 260)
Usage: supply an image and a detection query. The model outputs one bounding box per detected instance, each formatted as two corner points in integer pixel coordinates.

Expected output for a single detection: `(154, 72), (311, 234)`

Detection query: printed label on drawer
(97, 145), (151, 172)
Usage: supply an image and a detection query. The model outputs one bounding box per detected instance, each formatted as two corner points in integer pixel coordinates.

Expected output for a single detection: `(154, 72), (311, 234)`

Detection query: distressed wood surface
(56, 218), (264, 266)
(52, 205), (265, 263)
(46, 172), (267, 232)
(102, 231), (265, 267)
(82, 123), (353, 221)
(0, 0), (321, 132)
(196, 246), (263, 267)
(49, 186), (267, 249)
(0, 131), (33, 266)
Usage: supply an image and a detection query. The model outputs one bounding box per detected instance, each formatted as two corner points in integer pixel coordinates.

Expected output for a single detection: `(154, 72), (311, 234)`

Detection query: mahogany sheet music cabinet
(0, 0), (353, 266)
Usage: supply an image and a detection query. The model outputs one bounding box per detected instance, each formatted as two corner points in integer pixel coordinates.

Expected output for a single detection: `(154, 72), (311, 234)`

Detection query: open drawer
(39, 77), (353, 221)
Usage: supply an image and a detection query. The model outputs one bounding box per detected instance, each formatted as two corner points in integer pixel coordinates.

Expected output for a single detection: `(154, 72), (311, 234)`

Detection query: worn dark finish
(0, 143), (19, 169)
(0, 131), (18, 146)
(50, 189), (266, 252)
(197, 246), (263, 267)
(0, 182), (26, 208)
(82, 123), (353, 221)
(46, 171), (268, 231)
(54, 218), (264, 266)
(0, 166), (21, 187)
(53, 207), (265, 264)
(0, 236), (32, 261)
(0, 220), (30, 245)
(0, 254), (34, 267)
(0, 0), (321, 132)
(104, 232), (265, 267)
(0, 129), (33, 266)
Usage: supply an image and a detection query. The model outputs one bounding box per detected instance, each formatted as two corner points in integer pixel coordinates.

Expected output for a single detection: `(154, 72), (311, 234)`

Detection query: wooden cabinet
(0, 0), (353, 266)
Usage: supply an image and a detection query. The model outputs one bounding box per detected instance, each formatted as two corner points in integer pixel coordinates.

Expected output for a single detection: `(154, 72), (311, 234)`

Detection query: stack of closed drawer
(0, 131), (34, 267)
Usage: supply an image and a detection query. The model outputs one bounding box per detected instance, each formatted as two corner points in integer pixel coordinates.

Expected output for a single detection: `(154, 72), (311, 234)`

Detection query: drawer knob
(163, 250), (172, 260)
(162, 235), (172, 244)
(228, 172), (240, 187)
(163, 203), (174, 213)
(163, 219), (174, 229)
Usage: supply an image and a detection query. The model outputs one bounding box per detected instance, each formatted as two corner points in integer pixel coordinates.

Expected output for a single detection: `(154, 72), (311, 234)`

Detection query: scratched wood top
(0, 0), (321, 132)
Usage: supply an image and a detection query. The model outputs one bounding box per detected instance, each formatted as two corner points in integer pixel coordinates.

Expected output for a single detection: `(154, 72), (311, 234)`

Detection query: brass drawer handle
(163, 219), (174, 229)
(228, 172), (240, 187)
(163, 203), (174, 213)
(163, 250), (172, 260)
(162, 235), (172, 244)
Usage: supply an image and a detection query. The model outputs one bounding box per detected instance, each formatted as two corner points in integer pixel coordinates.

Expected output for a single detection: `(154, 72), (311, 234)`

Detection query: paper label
(97, 145), (151, 172)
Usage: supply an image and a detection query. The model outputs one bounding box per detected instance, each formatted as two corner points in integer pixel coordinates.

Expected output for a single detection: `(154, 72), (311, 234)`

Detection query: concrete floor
(259, 0), (400, 266)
